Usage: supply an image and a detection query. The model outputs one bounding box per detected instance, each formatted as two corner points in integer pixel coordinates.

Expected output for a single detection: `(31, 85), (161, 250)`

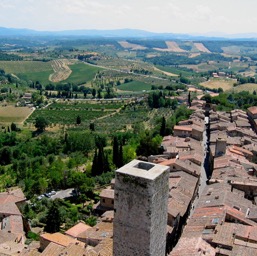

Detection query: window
(233, 206), (240, 211)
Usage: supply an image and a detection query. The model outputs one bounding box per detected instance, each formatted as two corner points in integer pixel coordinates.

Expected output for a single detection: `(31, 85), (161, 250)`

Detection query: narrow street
(189, 115), (210, 217)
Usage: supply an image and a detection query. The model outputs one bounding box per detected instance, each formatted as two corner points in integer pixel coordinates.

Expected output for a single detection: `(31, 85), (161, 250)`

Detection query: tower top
(116, 159), (169, 181)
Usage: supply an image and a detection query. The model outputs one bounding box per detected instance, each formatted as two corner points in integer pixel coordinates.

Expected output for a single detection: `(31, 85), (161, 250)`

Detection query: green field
(0, 61), (103, 86)
(18, 70), (53, 85)
(232, 83), (257, 93)
(95, 105), (151, 132)
(156, 65), (195, 77)
(63, 63), (103, 84)
(26, 102), (122, 125)
(49, 101), (123, 110)
(0, 60), (53, 85)
(0, 61), (53, 74)
(118, 81), (152, 91)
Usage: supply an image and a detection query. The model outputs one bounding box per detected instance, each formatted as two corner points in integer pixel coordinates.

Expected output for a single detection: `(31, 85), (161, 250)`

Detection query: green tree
(92, 88), (96, 98)
(160, 116), (166, 137)
(136, 133), (162, 157)
(10, 123), (17, 132)
(188, 92), (191, 107)
(34, 116), (49, 132)
(117, 144), (123, 168)
(0, 146), (12, 165)
(112, 136), (119, 167)
(44, 202), (61, 233)
(89, 123), (95, 131)
(76, 115), (81, 125)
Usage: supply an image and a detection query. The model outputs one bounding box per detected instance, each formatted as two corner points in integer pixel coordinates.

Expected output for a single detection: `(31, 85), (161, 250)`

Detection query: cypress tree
(112, 136), (119, 167)
(188, 92), (191, 107)
(91, 148), (98, 176)
(160, 116), (166, 137)
(44, 202), (61, 233)
(118, 144), (123, 168)
(76, 115), (81, 125)
(97, 145), (104, 175)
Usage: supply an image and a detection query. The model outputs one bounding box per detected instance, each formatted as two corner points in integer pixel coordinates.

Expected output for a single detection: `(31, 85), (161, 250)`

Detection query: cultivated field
(0, 61), (52, 74)
(189, 53), (201, 58)
(26, 101), (123, 126)
(200, 78), (236, 91)
(153, 66), (178, 77)
(232, 83), (257, 93)
(118, 41), (147, 50)
(154, 41), (185, 52)
(62, 63), (103, 85)
(49, 59), (72, 82)
(117, 81), (153, 92)
(194, 43), (211, 53)
(0, 60), (53, 85)
(0, 105), (34, 124)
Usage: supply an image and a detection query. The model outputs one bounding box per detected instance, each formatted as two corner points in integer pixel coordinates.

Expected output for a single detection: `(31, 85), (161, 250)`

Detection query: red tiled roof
(174, 126), (192, 132)
(40, 233), (79, 248)
(65, 222), (91, 238)
(100, 189), (114, 199)
(159, 158), (176, 166)
(248, 106), (257, 115)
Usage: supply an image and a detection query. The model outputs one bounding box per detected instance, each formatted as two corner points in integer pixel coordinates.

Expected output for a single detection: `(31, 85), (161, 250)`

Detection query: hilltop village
(2, 99), (257, 255)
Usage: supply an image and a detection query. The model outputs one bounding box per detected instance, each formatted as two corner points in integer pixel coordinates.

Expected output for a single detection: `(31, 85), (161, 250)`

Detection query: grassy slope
(156, 65), (195, 77)
(0, 61), (53, 85)
(232, 83), (257, 93)
(63, 63), (102, 84)
(0, 61), (103, 85)
(200, 78), (236, 91)
(117, 81), (152, 91)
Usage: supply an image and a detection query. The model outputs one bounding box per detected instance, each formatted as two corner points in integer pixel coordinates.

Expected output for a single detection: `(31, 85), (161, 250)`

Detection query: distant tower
(113, 160), (170, 256)
(215, 137), (227, 157)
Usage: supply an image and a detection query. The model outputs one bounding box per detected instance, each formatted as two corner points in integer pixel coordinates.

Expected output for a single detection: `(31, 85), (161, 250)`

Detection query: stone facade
(215, 138), (227, 157)
(113, 160), (170, 256)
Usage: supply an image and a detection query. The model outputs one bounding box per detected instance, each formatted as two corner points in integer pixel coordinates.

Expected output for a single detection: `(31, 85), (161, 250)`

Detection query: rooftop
(173, 125), (193, 132)
(78, 222), (113, 242)
(100, 189), (115, 199)
(65, 222), (91, 238)
(248, 106), (257, 116)
(40, 232), (79, 248)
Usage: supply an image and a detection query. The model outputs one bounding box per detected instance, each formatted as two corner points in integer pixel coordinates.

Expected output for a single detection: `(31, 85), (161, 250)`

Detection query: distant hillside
(0, 27), (222, 40)
(1, 27), (257, 40)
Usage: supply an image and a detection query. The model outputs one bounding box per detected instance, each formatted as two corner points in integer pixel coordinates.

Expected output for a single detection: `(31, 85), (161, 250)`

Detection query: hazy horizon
(0, 0), (256, 35)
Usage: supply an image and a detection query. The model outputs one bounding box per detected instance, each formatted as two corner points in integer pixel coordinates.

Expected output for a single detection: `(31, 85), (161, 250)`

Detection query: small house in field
(212, 72), (219, 78)
(22, 93), (32, 104)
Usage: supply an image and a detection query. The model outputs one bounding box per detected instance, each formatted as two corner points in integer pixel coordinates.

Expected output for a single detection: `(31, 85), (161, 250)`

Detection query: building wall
(100, 197), (114, 209)
(173, 130), (191, 138)
(113, 160), (169, 256)
(39, 237), (51, 252)
(215, 138), (227, 157)
(192, 129), (203, 141)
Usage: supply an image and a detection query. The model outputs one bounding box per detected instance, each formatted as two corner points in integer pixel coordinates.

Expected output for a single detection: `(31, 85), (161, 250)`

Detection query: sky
(0, 0), (256, 35)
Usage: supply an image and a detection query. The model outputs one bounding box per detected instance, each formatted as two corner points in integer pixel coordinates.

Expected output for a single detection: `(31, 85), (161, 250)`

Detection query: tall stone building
(215, 137), (227, 157)
(113, 160), (170, 256)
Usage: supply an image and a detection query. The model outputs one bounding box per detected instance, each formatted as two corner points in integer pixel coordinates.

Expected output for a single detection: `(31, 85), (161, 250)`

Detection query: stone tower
(215, 137), (227, 157)
(113, 160), (170, 256)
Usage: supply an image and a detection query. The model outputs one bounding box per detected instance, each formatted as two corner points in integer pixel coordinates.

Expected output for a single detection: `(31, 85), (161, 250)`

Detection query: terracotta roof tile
(65, 222), (91, 238)
(40, 232), (79, 248)
(248, 106), (257, 115)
